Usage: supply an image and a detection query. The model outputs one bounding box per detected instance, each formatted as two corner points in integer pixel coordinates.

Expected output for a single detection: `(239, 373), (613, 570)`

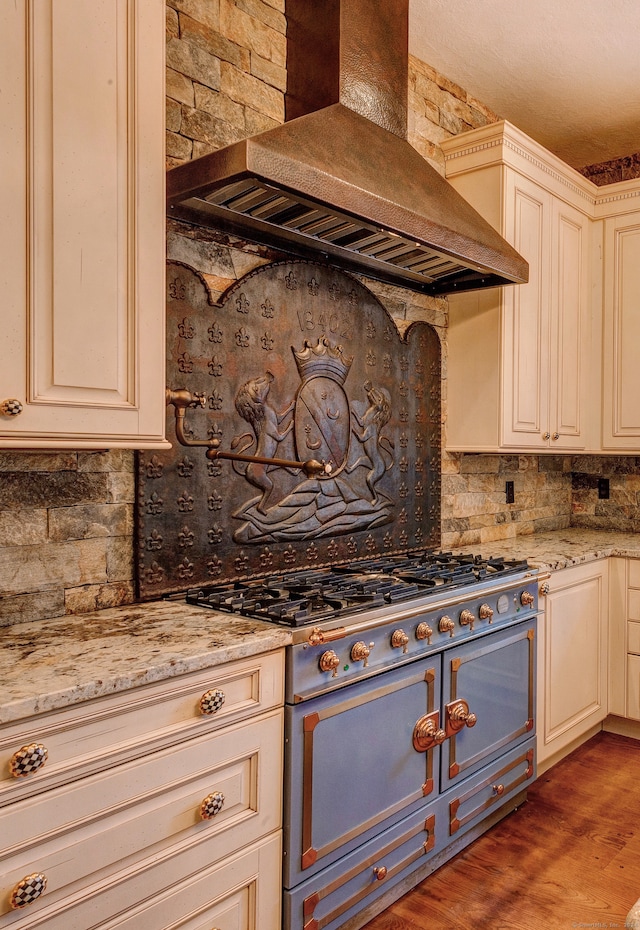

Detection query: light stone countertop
(3, 528), (640, 727)
(0, 600), (291, 725)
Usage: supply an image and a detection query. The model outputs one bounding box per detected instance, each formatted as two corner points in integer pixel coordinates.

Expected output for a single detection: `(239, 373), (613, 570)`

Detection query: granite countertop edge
(3, 528), (640, 725)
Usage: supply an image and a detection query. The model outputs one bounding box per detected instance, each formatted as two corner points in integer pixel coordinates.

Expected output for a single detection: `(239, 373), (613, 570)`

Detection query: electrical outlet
(598, 477), (610, 499)
(505, 480), (515, 504)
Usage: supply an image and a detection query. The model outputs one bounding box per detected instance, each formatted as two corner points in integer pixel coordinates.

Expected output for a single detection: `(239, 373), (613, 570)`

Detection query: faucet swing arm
(165, 388), (331, 478)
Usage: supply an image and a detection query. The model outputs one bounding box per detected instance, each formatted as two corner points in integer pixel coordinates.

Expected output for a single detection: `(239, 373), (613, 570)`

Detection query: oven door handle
(412, 710), (446, 752)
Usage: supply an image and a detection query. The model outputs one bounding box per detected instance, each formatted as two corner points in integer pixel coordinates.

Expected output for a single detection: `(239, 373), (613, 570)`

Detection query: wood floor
(362, 732), (640, 930)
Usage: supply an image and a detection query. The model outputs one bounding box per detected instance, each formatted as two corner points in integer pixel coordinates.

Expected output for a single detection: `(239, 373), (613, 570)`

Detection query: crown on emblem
(292, 335), (353, 385)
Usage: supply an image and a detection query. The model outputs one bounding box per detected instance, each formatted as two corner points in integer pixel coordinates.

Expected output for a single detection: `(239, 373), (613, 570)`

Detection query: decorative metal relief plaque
(137, 259), (441, 598)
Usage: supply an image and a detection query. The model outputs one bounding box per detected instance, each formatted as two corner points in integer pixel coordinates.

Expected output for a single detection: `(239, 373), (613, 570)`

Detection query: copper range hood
(167, 0), (528, 296)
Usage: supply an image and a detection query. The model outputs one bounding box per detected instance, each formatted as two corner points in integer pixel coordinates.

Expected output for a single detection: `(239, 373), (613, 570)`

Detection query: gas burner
(184, 550), (532, 627)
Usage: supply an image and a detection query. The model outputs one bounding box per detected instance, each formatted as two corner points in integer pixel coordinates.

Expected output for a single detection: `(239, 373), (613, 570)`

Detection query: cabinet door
(0, 0), (167, 449)
(501, 173), (552, 449)
(538, 561), (608, 768)
(549, 199), (590, 450)
(602, 213), (640, 449)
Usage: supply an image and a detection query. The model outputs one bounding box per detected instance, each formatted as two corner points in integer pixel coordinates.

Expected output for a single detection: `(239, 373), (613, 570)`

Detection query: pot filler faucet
(166, 388), (332, 478)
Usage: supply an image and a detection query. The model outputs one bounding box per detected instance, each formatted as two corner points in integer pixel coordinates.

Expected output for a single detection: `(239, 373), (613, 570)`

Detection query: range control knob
(459, 609), (475, 630)
(479, 603), (494, 623)
(391, 629), (409, 653)
(438, 615), (455, 637)
(520, 590), (535, 607)
(350, 641), (371, 666)
(415, 622), (433, 643)
(319, 650), (340, 677)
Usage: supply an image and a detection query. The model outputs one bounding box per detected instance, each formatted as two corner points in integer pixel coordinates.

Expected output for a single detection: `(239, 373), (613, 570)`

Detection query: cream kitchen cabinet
(536, 560), (609, 772)
(442, 121), (596, 453)
(0, 650), (284, 929)
(598, 190), (640, 450)
(0, 0), (167, 449)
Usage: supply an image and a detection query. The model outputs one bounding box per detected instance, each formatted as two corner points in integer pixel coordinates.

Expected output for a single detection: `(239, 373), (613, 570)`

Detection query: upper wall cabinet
(0, 0), (168, 449)
(442, 122), (598, 454)
(596, 184), (640, 450)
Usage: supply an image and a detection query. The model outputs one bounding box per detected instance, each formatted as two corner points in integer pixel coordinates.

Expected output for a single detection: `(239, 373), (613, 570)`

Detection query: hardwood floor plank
(361, 732), (640, 930)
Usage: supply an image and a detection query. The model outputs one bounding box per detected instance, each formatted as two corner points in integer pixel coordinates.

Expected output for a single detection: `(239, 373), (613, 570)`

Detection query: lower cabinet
(608, 557), (640, 722)
(537, 561), (609, 769)
(0, 651), (284, 929)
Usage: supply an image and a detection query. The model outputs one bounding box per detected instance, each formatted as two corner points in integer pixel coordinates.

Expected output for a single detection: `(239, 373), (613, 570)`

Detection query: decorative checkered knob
(1, 398), (23, 416)
(10, 873), (47, 909)
(9, 743), (48, 778)
(200, 790), (225, 820)
(199, 688), (226, 715)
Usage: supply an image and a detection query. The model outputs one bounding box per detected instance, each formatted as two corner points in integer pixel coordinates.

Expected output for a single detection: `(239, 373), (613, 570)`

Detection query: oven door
(283, 656), (442, 889)
(440, 618), (536, 790)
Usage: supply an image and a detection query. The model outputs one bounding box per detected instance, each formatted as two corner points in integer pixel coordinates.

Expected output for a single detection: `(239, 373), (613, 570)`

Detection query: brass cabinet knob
(438, 615), (455, 636)
(200, 790), (225, 820)
(551, 432), (559, 441)
(9, 743), (48, 778)
(10, 873), (47, 909)
(390, 629), (409, 653)
(199, 688), (226, 715)
(493, 783), (505, 797)
(319, 650), (340, 676)
(479, 603), (494, 622)
(413, 713), (446, 752)
(542, 431), (550, 440)
(373, 865), (387, 881)
(1, 398), (23, 416)
(415, 621), (433, 643)
(459, 609), (475, 630)
(350, 641), (371, 666)
(520, 590), (535, 607)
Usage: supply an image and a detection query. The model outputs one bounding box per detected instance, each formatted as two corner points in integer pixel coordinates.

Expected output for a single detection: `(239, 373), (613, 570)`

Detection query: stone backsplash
(0, 0), (638, 625)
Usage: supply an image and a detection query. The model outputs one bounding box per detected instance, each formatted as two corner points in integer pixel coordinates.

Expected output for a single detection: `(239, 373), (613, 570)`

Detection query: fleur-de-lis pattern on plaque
(138, 259), (440, 598)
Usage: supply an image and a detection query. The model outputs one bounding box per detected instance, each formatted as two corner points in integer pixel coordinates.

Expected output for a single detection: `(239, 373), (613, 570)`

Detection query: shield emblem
(294, 376), (351, 475)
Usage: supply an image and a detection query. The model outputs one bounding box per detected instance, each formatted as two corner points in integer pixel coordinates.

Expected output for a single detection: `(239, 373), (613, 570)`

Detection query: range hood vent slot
(167, 0), (528, 296)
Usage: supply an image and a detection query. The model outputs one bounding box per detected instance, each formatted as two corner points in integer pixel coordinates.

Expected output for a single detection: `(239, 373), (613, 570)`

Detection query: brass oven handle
(9, 743), (48, 778)
(446, 699), (477, 736)
(413, 712), (446, 752)
(199, 688), (226, 715)
(10, 873), (47, 909)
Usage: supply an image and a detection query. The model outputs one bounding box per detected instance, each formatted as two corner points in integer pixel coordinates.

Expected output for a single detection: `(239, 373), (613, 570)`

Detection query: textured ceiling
(409, 0), (640, 169)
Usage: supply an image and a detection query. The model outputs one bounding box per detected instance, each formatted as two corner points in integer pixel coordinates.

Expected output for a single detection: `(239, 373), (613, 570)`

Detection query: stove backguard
(137, 258), (441, 599)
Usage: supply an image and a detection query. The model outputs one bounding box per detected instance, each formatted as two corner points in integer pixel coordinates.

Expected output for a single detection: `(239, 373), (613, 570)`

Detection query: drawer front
(627, 655), (640, 720)
(284, 802), (442, 930)
(628, 560), (640, 590)
(447, 737), (535, 839)
(0, 710), (283, 919)
(0, 832), (281, 930)
(629, 621), (640, 655)
(0, 650), (284, 805)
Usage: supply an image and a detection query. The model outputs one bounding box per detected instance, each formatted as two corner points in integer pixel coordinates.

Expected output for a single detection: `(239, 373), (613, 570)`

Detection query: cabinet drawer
(1, 830), (281, 930)
(628, 559), (640, 590)
(627, 655), (640, 721)
(0, 710), (283, 919)
(629, 588), (640, 622)
(284, 802), (440, 930)
(0, 651), (284, 805)
(628, 621), (640, 655)
(447, 738), (535, 839)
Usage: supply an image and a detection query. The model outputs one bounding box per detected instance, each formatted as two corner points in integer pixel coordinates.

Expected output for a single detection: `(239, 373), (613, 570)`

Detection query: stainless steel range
(185, 550), (539, 930)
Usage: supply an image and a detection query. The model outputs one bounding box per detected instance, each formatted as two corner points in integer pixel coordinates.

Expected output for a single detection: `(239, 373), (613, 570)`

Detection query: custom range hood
(167, 0), (528, 296)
